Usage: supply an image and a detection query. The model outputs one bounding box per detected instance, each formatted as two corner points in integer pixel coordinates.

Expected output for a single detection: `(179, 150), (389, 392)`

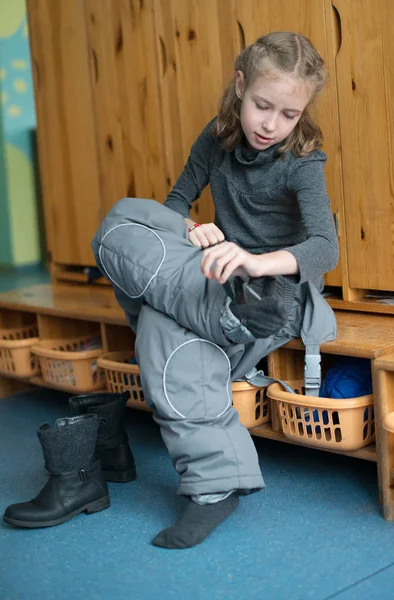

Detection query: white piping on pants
(162, 338), (232, 419)
(98, 223), (166, 299)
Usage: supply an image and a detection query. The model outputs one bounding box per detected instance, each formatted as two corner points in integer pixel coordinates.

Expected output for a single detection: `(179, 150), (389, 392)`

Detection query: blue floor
(1, 269), (394, 599)
(1, 390), (394, 600)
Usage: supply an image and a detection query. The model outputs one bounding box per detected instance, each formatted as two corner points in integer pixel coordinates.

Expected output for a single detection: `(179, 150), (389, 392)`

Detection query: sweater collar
(234, 140), (282, 165)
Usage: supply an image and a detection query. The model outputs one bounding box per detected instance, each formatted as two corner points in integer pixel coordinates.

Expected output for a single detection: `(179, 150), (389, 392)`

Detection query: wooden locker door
(84, 0), (168, 216)
(333, 0), (394, 291)
(27, 0), (102, 266)
(234, 0), (344, 286)
(154, 0), (241, 223)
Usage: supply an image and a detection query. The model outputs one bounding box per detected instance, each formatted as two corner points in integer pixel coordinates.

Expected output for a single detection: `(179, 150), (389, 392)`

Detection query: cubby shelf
(1, 282), (394, 518)
(1, 370), (378, 462)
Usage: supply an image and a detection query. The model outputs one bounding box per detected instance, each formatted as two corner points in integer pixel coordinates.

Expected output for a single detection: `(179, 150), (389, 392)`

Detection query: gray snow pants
(91, 198), (306, 496)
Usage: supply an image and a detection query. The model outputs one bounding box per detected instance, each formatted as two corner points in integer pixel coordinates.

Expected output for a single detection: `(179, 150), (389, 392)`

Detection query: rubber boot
(68, 391), (136, 483)
(3, 414), (110, 528)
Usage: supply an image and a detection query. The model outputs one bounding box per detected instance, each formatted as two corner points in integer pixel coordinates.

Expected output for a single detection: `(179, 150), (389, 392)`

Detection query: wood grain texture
(334, 0), (394, 290)
(85, 0), (169, 211)
(27, 0), (347, 284)
(0, 284), (126, 325)
(84, 0), (128, 217)
(26, 0), (102, 266)
(329, 296), (394, 315)
(283, 310), (394, 358)
(372, 365), (394, 519)
(154, 0), (240, 223)
(36, 313), (101, 339)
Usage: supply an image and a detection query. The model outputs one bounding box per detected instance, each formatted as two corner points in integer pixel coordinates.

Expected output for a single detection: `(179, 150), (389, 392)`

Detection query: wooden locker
(27, 0), (102, 266)
(333, 0), (394, 291)
(153, 0), (241, 224)
(85, 0), (169, 216)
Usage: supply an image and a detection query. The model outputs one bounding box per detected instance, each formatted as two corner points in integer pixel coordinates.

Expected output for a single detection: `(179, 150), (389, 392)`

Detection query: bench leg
(372, 362), (394, 520)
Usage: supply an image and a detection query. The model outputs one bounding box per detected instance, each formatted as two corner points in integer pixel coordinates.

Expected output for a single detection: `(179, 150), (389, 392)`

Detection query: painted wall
(0, 0), (41, 267)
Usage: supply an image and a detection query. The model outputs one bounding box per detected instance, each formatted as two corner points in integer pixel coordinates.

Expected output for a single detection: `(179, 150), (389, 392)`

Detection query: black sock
(152, 494), (239, 549)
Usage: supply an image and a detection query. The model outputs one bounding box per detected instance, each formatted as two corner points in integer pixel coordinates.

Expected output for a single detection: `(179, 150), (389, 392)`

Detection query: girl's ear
(235, 71), (245, 99)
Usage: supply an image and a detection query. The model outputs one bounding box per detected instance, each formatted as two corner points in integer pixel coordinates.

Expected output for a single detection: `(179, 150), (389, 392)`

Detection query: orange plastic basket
(97, 352), (148, 411)
(267, 379), (375, 451)
(31, 336), (105, 393)
(232, 381), (270, 428)
(98, 351), (270, 427)
(0, 323), (40, 377)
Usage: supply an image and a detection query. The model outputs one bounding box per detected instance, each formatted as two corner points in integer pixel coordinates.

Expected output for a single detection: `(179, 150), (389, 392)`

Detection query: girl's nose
(262, 114), (277, 132)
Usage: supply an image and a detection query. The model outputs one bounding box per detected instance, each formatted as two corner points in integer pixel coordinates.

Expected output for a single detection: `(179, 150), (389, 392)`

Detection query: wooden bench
(1, 284), (394, 519)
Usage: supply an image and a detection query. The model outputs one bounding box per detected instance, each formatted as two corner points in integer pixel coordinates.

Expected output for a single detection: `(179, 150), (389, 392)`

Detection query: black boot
(3, 414), (110, 528)
(68, 391), (136, 483)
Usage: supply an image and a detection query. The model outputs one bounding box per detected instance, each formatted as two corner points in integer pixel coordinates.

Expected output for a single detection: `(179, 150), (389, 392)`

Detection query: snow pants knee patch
(91, 198), (231, 346)
(135, 304), (265, 496)
(163, 339), (232, 421)
(94, 223), (165, 299)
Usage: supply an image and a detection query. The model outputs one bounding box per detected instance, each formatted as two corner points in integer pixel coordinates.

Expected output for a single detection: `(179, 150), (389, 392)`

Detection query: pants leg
(92, 198), (305, 496)
(91, 198), (231, 346)
(135, 304), (265, 496)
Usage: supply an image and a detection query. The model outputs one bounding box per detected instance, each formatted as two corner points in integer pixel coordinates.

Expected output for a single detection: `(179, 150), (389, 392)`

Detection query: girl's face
(235, 70), (313, 151)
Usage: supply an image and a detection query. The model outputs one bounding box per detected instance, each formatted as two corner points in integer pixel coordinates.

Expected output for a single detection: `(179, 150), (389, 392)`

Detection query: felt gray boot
(69, 391), (136, 483)
(3, 414), (110, 528)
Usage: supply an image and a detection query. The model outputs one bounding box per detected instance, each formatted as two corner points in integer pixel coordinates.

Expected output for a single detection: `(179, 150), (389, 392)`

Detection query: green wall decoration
(0, 0), (41, 267)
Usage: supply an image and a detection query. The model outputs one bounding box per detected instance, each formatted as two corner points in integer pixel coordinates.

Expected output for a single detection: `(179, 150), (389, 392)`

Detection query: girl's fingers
(191, 231), (210, 248)
(212, 249), (239, 281)
(212, 226), (225, 242)
(208, 234), (221, 246)
(198, 233), (213, 248)
(190, 224), (225, 248)
(200, 232), (218, 247)
(201, 243), (241, 279)
(200, 241), (256, 282)
(219, 257), (243, 283)
(200, 245), (225, 276)
(201, 243), (230, 277)
(199, 225), (224, 247)
(188, 232), (202, 247)
(195, 227), (218, 248)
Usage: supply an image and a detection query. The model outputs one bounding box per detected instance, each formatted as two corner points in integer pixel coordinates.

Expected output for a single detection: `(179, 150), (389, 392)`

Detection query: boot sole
(103, 467), (137, 483)
(3, 494), (110, 529)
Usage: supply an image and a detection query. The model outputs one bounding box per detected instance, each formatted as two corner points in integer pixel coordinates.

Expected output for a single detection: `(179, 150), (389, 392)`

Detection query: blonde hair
(212, 32), (327, 157)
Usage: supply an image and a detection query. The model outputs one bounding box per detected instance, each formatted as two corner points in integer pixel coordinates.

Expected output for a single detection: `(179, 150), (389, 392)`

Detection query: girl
(91, 32), (338, 549)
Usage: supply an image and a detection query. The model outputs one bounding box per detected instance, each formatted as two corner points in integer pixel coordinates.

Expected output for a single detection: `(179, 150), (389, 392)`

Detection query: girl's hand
(200, 241), (263, 283)
(186, 220), (225, 248)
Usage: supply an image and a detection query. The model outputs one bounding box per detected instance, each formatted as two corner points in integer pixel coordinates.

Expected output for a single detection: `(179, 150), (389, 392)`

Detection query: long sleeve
(283, 153), (339, 284)
(164, 119), (217, 218)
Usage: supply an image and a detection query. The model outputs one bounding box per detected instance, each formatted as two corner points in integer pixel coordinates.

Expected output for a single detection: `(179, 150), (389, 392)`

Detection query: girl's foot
(152, 493), (239, 549)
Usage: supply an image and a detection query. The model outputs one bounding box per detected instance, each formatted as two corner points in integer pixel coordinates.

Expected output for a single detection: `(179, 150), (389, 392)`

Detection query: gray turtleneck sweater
(164, 119), (338, 291)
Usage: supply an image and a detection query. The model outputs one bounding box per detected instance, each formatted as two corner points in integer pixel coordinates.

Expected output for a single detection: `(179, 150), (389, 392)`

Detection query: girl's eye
(255, 104), (268, 110)
(283, 113), (296, 120)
